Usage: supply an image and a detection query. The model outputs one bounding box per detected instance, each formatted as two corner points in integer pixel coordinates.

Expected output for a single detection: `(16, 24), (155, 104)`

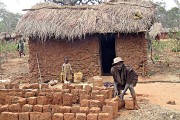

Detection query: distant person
(17, 38), (25, 58)
(111, 57), (140, 110)
(61, 58), (73, 83)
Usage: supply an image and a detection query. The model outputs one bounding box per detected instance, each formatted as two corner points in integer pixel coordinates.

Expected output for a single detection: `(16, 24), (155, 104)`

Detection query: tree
(166, 7), (180, 28)
(155, 1), (168, 28)
(155, 1), (180, 28)
(0, 1), (22, 33)
(174, 0), (180, 9)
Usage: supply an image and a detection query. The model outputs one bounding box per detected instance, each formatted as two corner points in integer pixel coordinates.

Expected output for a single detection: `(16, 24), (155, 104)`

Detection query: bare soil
(0, 42), (180, 119)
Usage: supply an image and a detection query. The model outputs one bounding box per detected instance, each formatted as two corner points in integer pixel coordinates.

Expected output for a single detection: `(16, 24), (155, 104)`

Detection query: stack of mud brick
(0, 83), (135, 120)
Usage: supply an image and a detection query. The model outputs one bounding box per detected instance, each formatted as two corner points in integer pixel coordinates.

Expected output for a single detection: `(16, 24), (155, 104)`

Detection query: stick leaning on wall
(36, 53), (42, 91)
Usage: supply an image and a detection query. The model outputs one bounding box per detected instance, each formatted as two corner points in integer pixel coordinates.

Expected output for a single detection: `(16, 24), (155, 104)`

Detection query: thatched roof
(149, 23), (163, 39)
(16, 1), (156, 40)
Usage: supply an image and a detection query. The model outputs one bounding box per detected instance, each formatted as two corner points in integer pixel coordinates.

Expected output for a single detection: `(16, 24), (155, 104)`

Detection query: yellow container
(60, 72), (65, 83)
(74, 72), (83, 83)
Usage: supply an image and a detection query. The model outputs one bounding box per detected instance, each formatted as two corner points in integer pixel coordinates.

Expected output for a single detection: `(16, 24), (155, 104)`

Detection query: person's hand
(119, 94), (123, 101)
(113, 82), (119, 97)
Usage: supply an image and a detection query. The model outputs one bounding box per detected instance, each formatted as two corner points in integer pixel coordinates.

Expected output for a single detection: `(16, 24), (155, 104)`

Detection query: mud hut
(16, 1), (156, 82)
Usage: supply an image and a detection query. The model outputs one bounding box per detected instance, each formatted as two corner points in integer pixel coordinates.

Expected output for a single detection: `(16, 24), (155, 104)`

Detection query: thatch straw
(149, 23), (163, 39)
(16, 1), (156, 41)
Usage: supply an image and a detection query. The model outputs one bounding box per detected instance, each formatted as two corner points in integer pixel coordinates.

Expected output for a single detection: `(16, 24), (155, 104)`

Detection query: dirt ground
(0, 47), (180, 119)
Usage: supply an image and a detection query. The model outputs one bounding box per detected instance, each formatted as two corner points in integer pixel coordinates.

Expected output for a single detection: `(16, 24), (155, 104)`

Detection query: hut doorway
(99, 33), (116, 75)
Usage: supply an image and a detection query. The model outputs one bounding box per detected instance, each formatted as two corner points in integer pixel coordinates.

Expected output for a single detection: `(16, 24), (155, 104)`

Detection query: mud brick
(11, 84), (19, 90)
(38, 92), (46, 96)
(40, 112), (52, 120)
(0, 112), (9, 120)
(43, 105), (52, 112)
(80, 99), (90, 107)
(33, 105), (43, 112)
(22, 104), (33, 112)
(111, 97), (125, 110)
(52, 92), (63, 105)
(76, 113), (86, 120)
(80, 94), (90, 101)
(106, 87), (114, 99)
(84, 85), (92, 93)
(37, 96), (48, 105)
(9, 103), (21, 112)
(8, 112), (19, 120)
(63, 93), (73, 106)
(11, 96), (22, 104)
(51, 105), (61, 114)
(16, 92), (24, 97)
(5, 96), (12, 104)
(0, 104), (9, 112)
(46, 93), (53, 104)
(79, 107), (89, 115)
(89, 107), (101, 113)
(125, 100), (134, 110)
(98, 113), (111, 120)
(19, 112), (30, 120)
(25, 92), (35, 98)
(87, 113), (98, 120)
(62, 89), (71, 93)
(67, 84), (75, 90)
(22, 84), (33, 89)
(41, 83), (49, 89)
(91, 90), (100, 99)
(92, 86), (101, 90)
(64, 113), (75, 120)
(95, 95), (104, 106)
(79, 90), (88, 95)
(27, 97), (37, 105)
(71, 89), (79, 103)
(60, 106), (71, 113)
(30, 83), (39, 89)
(5, 83), (11, 89)
(100, 90), (109, 99)
(90, 100), (101, 108)
(107, 100), (118, 118)
(53, 88), (62, 92)
(72, 94), (79, 104)
(0, 84), (5, 89)
(71, 89), (79, 95)
(71, 105), (80, 113)
(104, 99), (111, 105)
(52, 113), (63, 120)
(102, 106), (113, 120)
(18, 98), (27, 106)
(62, 83), (68, 89)
(30, 112), (41, 120)
(75, 84), (83, 89)
(31, 89), (39, 95)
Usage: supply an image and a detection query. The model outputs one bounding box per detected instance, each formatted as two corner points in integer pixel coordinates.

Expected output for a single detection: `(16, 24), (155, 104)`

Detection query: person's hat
(112, 57), (124, 65)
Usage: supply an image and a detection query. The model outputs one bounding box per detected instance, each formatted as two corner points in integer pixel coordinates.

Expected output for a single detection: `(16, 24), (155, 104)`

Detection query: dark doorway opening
(99, 33), (116, 75)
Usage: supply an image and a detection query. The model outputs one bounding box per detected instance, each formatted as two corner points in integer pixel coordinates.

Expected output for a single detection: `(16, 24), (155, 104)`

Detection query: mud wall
(29, 33), (148, 82)
(29, 36), (101, 82)
(116, 33), (148, 74)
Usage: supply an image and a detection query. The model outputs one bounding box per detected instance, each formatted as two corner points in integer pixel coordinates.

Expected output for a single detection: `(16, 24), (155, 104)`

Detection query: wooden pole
(36, 53), (42, 91)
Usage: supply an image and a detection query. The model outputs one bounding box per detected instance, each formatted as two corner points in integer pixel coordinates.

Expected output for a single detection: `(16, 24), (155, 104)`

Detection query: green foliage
(171, 47), (180, 52)
(153, 54), (160, 61)
(152, 40), (166, 51)
(0, 1), (22, 32)
(156, 2), (180, 28)
(0, 42), (17, 53)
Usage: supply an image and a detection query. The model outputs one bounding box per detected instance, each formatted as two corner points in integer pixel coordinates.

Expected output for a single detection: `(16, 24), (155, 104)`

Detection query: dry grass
(16, 1), (155, 41)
